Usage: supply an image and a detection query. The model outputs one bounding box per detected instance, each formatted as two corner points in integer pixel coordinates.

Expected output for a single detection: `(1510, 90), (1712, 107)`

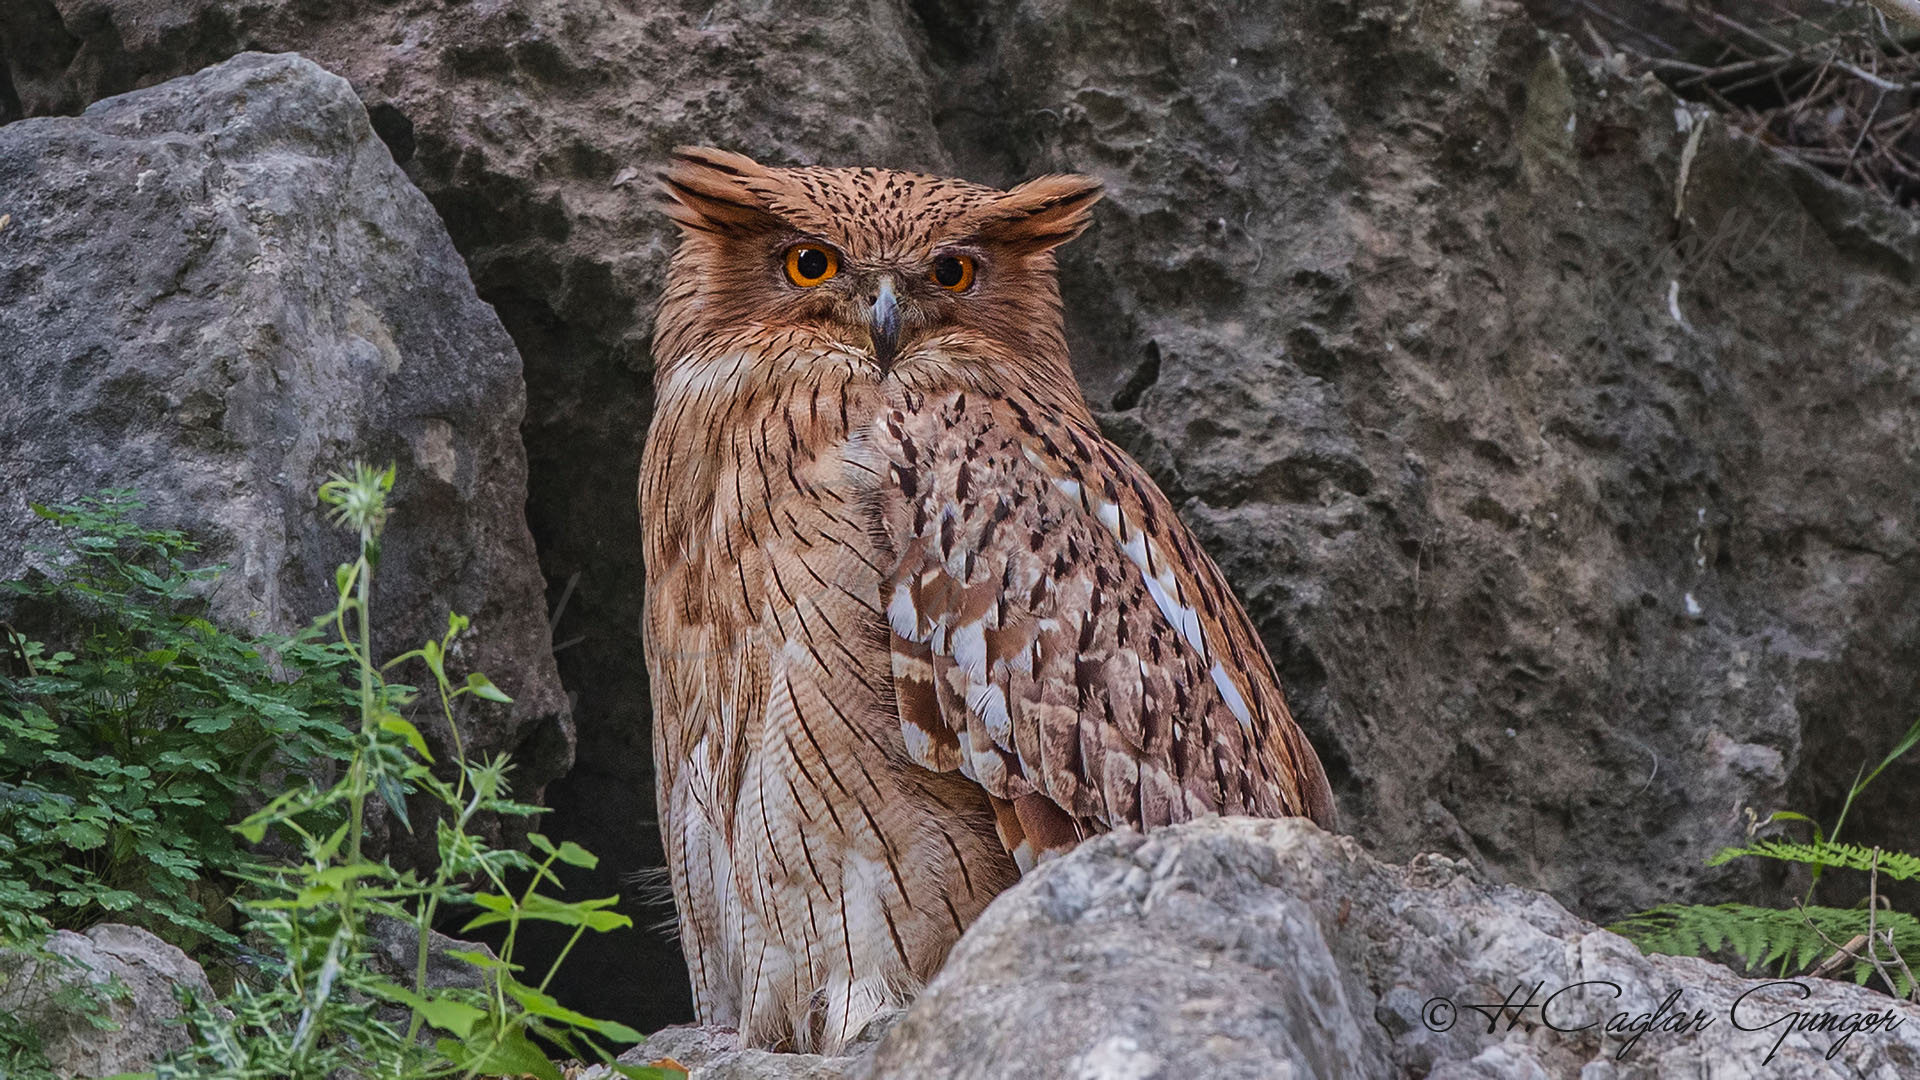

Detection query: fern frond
(1611, 903), (1920, 996)
(1709, 840), (1920, 881)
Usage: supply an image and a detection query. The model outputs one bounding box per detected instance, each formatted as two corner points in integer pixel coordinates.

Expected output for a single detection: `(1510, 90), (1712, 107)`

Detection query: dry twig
(1620, 1), (1920, 207)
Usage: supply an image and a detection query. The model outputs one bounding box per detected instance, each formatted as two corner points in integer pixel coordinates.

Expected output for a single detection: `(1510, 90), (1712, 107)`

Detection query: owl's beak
(868, 278), (901, 369)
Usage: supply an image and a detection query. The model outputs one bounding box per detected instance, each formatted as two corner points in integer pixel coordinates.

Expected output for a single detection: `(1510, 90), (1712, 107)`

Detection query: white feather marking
(1029, 438), (1239, 711)
(887, 581), (920, 640)
(1209, 661), (1254, 730)
(901, 720), (936, 765)
(955, 730), (980, 782)
(951, 620), (987, 677)
(971, 682), (1014, 745)
(1084, 488), (1213, 662)
(1032, 844), (1069, 867)
(951, 619), (1014, 744)
(972, 742), (1007, 789)
(1008, 644), (1036, 675)
(1142, 572), (1208, 659)
(892, 651), (933, 681)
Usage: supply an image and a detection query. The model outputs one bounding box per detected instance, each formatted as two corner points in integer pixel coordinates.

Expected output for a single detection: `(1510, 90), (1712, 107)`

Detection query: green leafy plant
(1613, 717), (1920, 1000)
(1613, 903), (1920, 993)
(150, 464), (670, 1080)
(1708, 839), (1920, 883)
(0, 492), (357, 952)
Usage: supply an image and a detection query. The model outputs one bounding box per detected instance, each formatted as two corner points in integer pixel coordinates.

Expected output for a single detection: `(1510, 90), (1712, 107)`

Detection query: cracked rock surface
(629, 818), (1920, 1078)
(0, 51), (571, 866)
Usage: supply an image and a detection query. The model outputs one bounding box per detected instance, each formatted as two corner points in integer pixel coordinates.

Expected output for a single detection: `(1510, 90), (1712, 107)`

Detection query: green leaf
(1829, 716), (1920, 843)
(52, 820), (108, 849)
(528, 832), (597, 868)
(376, 982), (488, 1038)
(461, 892), (632, 933)
(1710, 839), (1920, 881)
(438, 1027), (562, 1080)
(374, 771), (413, 831)
(507, 983), (643, 1041)
(419, 996), (488, 1039)
(421, 638), (446, 685)
(379, 716), (434, 762)
(462, 672), (513, 703)
(443, 947), (519, 974)
(1612, 902), (1920, 996)
(311, 863), (389, 890)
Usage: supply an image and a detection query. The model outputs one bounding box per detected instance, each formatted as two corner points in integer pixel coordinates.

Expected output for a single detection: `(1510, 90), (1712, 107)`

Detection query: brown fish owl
(641, 147), (1335, 1052)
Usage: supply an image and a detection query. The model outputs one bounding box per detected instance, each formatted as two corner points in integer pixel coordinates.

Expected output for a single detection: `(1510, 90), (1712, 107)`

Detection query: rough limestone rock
(631, 819), (1920, 1077)
(367, 915), (496, 995)
(0, 923), (223, 1078)
(0, 52), (571, 863)
(858, 818), (1920, 1079)
(6, 0), (1920, 1031)
(608, 1026), (860, 1080)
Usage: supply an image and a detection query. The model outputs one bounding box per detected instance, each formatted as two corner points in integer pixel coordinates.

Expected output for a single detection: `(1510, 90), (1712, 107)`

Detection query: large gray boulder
(6, 0), (1920, 1033)
(863, 819), (1920, 1077)
(0, 52), (572, 860)
(0, 923), (223, 1079)
(867, 819), (1920, 1078)
(615, 1026), (860, 1080)
(631, 818), (1920, 1078)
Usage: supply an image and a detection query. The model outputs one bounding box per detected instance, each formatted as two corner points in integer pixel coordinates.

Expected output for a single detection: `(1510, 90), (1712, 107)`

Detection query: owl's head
(654, 147), (1102, 388)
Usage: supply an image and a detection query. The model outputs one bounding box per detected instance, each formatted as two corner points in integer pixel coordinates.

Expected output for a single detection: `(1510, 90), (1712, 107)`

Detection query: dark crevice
(0, 0), (83, 120)
(907, 0), (996, 67)
(0, 59), (21, 124)
(365, 101), (415, 165)
(905, 0), (1024, 184)
(1108, 340), (1162, 412)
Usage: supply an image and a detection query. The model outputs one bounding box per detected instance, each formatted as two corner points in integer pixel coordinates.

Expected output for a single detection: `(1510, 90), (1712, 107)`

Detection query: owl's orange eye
(784, 245), (839, 287)
(930, 254), (975, 292)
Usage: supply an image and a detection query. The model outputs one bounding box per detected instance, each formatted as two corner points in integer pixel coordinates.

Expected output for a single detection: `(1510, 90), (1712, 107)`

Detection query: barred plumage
(641, 147), (1334, 1052)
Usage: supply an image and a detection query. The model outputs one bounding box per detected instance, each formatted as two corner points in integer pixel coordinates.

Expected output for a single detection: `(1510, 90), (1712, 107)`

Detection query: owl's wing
(880, 390), (1335, 871)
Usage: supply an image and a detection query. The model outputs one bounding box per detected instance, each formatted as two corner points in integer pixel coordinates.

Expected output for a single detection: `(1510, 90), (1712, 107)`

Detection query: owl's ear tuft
(973, 173), (1104, 254)
(659, 146), (781, 235)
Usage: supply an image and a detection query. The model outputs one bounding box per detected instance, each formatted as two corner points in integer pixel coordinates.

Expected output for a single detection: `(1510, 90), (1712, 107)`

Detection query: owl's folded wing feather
(880, 390), (1334, 871)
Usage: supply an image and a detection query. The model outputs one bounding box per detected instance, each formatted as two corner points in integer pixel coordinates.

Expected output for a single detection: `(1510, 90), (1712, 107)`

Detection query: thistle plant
(142, 463), (669, 1080)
